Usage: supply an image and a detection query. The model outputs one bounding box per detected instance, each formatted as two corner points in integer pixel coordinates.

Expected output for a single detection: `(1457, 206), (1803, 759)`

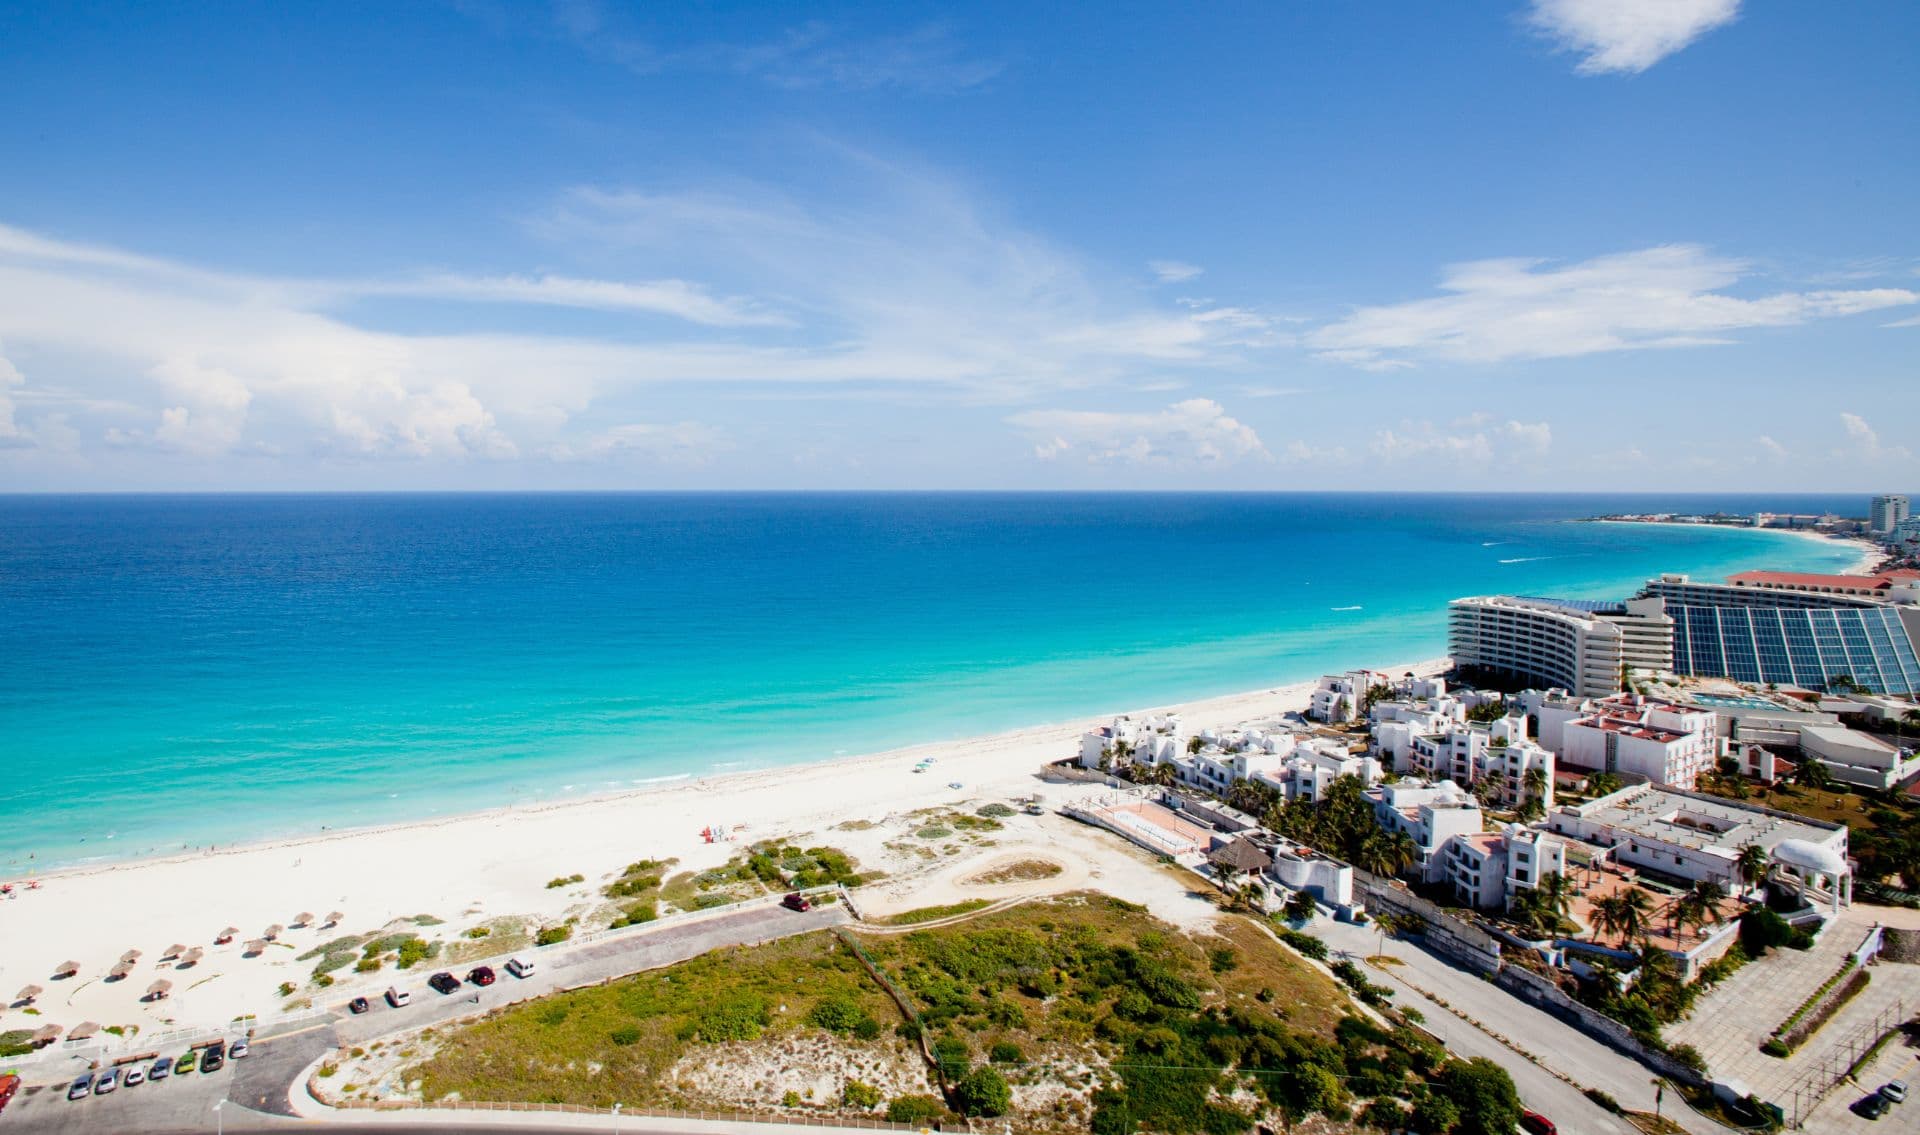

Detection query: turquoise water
(0, 493), (1863, 869)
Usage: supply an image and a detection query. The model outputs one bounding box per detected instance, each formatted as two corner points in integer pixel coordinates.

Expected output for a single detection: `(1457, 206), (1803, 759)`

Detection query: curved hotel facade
(1451, 576), (1920, 697)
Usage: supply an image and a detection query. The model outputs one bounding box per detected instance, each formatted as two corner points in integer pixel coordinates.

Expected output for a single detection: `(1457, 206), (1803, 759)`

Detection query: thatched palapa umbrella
(146, 979), (173, 1001)
(179, 947), (205, 966)
(68, 1021), (101, 1040)
(161, 943), (187, 960)
(107, 961), (134, 981)
(31, 1023), (63, 1046)
(293, 912), (315, 928)
(15, 983), (43, 1003)
(263, 923), (285, 941)
(243, 938), (268, 956)
(214, 927), (238, 944)
(119, 948), (142, 964)
(53, 960), (81, 978)
(324, 910), (345, 928)
(1208, 838), (1275, 880)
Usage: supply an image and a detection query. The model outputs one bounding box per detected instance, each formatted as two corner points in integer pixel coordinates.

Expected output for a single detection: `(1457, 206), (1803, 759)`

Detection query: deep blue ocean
(0, 493), (1867, 868)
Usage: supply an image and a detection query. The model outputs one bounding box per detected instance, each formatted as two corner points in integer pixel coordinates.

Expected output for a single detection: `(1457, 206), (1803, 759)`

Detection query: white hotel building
(1448, 595), (1673, 698)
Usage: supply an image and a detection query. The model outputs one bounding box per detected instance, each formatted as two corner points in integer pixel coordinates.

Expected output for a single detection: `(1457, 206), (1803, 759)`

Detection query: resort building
(1871, 493), (1910, 535)
(1437, 825), (1565, 911)
(1638, 575), (1920, 696)
(1310, 670), (1386, 724)
(1392, 713), (1555, 810)
(1367, 778), (1484, 884)
(1558, 694), (1720, 790)
(1447, 594), (1672, 698)
(1078, 713), (1185, 770)
(1726, 568), (1920, 600)
(1545, 783), (1852, 911)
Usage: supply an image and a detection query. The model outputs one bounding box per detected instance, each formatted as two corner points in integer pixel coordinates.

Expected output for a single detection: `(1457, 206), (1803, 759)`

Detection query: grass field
(405, 892), (1358, 1127)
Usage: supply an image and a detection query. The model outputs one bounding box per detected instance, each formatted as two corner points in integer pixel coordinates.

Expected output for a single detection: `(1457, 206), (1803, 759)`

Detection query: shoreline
(1587, 519), (1882, 574)
(0, 658), (1447, 1034)
(11, 661), (1449, 889)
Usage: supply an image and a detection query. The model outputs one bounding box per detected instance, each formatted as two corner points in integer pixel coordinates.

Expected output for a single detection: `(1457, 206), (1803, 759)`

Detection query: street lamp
(1651, 1078), (1665, 1121)
(612, 1101), (622, 1132)
(213, 1099), (225, 1135)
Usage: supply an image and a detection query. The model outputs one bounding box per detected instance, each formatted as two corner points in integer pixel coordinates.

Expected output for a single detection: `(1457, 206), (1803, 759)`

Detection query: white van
(505, 956), (535, 979)
(385, 986), (411, 1008)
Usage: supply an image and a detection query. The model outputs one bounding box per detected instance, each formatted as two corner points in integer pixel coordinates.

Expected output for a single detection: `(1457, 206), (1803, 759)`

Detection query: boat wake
(1330, 605), (1363, 612)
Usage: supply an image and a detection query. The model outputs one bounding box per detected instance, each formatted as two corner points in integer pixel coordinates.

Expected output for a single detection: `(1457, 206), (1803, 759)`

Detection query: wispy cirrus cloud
(1368, 417), (1553, 465)
(1526, 0), (1741, 76)
(1311, 244), (1917, 368)
(1149, 260), (1204, 284)
(551, 1), (1004, 94)
(1008, 398), (1269, 466)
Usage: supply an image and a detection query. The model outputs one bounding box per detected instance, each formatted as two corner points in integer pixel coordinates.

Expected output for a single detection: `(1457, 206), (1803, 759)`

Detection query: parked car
(149, 1056), (172, 1081)
(467, 965), (496, 987)
(0, 1072), (18, 1113)
(428, 971), (461, 994)
(229, 1039), (249, 1059)
(782, 891), (812, 912)
(68, 1075), (92, 1101)
(1857, 1093), (1892, 1120)
(1882, 1080), (1909, 1104)
(386, 986), (411, 1008)
(504, 956), (535, 979)
(201, 1041), (225, 1073)
(93, 1068), (118, 1095)
(1519, 1111), (1556, 1135)
(348, 995), (370, 1014)
(123, 1065), (146, 1087)
(174, 1050), (198, 1075)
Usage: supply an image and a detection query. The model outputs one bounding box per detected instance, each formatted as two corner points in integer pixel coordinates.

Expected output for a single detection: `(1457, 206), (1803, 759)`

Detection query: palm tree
(1673, 879), (1728, 940)
(1795, 758), (1835, 793)
(1592, 890), (1652, 949)
(1589, 893), (1627, 945)
(1736, 843), (1770, 894)
(1535, 871), (1573, 929)
(1522, 765), (1548, 805)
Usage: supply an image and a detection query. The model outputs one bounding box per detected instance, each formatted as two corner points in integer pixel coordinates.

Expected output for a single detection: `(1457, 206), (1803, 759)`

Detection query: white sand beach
(0, 658), (1447, 1038)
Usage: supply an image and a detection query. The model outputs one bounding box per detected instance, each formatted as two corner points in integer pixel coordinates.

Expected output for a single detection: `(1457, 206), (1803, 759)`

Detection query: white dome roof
(1772, 839), (1848, 877)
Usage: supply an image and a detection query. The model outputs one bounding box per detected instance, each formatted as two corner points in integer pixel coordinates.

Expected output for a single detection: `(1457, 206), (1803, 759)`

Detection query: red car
(1520, 1111), (1556, 1135)
(781, 892), (812, 912)
(467, 966), (496, 987)
(0, 1072), (20, 1114)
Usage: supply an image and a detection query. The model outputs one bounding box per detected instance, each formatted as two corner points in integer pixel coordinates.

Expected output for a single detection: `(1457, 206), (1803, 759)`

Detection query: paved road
(2, 902), (849, 1135)
(1306, 915), (1712, 1135)
(1799, 1035), (1919, 1135)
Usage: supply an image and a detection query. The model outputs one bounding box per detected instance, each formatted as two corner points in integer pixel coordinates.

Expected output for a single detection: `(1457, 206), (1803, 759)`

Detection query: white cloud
(1756, 434), (1788, 461)
(1149, 260), (1204, 284)
(0, 338), (30, 447)
(355, 273), (791, 328)
(1837, 412), (1911, 464)
(543, 421), (729, 465)
(1885, 313), (1920, 328)
(1312, 244), (1919, 368)
(1527, 0), (1740, 75)
(1007, 398), (1269, 466)
(1368, 418), (1553, 465)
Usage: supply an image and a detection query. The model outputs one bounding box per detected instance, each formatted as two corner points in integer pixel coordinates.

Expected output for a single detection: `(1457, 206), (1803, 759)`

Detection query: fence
(325, 1097), (930, 1130)
(1777, 998), (1908, 1129)
(1493, 963), (1707, 1086)
(1351, 868), (1502, 975)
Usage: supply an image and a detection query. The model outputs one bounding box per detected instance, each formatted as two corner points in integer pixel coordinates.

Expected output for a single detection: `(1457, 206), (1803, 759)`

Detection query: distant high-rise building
(1871, 494), (1910, 534)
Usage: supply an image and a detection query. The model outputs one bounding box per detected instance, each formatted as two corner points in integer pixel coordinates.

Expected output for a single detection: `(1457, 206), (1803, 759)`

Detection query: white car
(123, 1066), (145, 1087)
(505, 956), (535, 979)
(385, 986), (411, 1008)
(229, 1040), (249, 1059)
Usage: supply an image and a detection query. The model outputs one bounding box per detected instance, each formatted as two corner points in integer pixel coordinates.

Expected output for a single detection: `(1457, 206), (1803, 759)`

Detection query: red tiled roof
(1728, 570), (1907, 590)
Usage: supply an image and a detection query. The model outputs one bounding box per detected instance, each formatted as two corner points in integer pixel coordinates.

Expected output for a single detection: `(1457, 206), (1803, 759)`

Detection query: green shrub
(807, 995), (866, 1033)
(609, 1025), (641, 1046)
(1584, 1087), (1623, 1114)
(696, 994), (770, 1042)
(394, 937), (434, 969)
(610, 900), (658, 929)
(1278, 927), (1329, 960)
(354, 958), (381, 973)
(312, 973), (334, 988)
(1208, 946), (1239, 973)
(545, 874), (584, 889)
(842, 1079), (882, 1109)
(989, 1040), (1025, 1064)
(932, 1034), (971, 1076)
(955, 1066), (1012, 1117)
(534, 924), (571, 947)
(277, 981), (296, 997)
(782, 1090), (802, 1108)
(464, 927), (490, 940)
(887, 1095), (945, 1124)
(977, 803), (1016, 818)
(1760, 1038), (1790, 1058)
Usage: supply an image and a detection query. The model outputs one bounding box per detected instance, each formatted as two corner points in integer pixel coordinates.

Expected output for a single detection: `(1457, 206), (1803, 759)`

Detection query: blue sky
(0, 0), (1915, 491)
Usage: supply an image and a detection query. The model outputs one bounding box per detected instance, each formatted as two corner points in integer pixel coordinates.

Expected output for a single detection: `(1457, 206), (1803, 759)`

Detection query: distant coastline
(1585, 516), (1883, 575)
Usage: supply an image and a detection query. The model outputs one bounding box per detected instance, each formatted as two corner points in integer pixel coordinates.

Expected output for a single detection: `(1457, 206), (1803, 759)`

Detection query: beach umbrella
(146, 979), (173, 999)
(16, 983), (43, 1002)
(324, 910), (344, 927)
(293, 911), (315, 927)
(108, 961), (134, 980)
(31, 1024), (63, 1045)
(180, 947), (204, 965)
(162, 943), (187, 959)
(119, 948), (142, 963)
(68, 1021), (101, 1040)
(214, 927), (238, 943)
(263, 923), (284, 940)
(53, 960), (80, 978)
(243, 938), (268, 955)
